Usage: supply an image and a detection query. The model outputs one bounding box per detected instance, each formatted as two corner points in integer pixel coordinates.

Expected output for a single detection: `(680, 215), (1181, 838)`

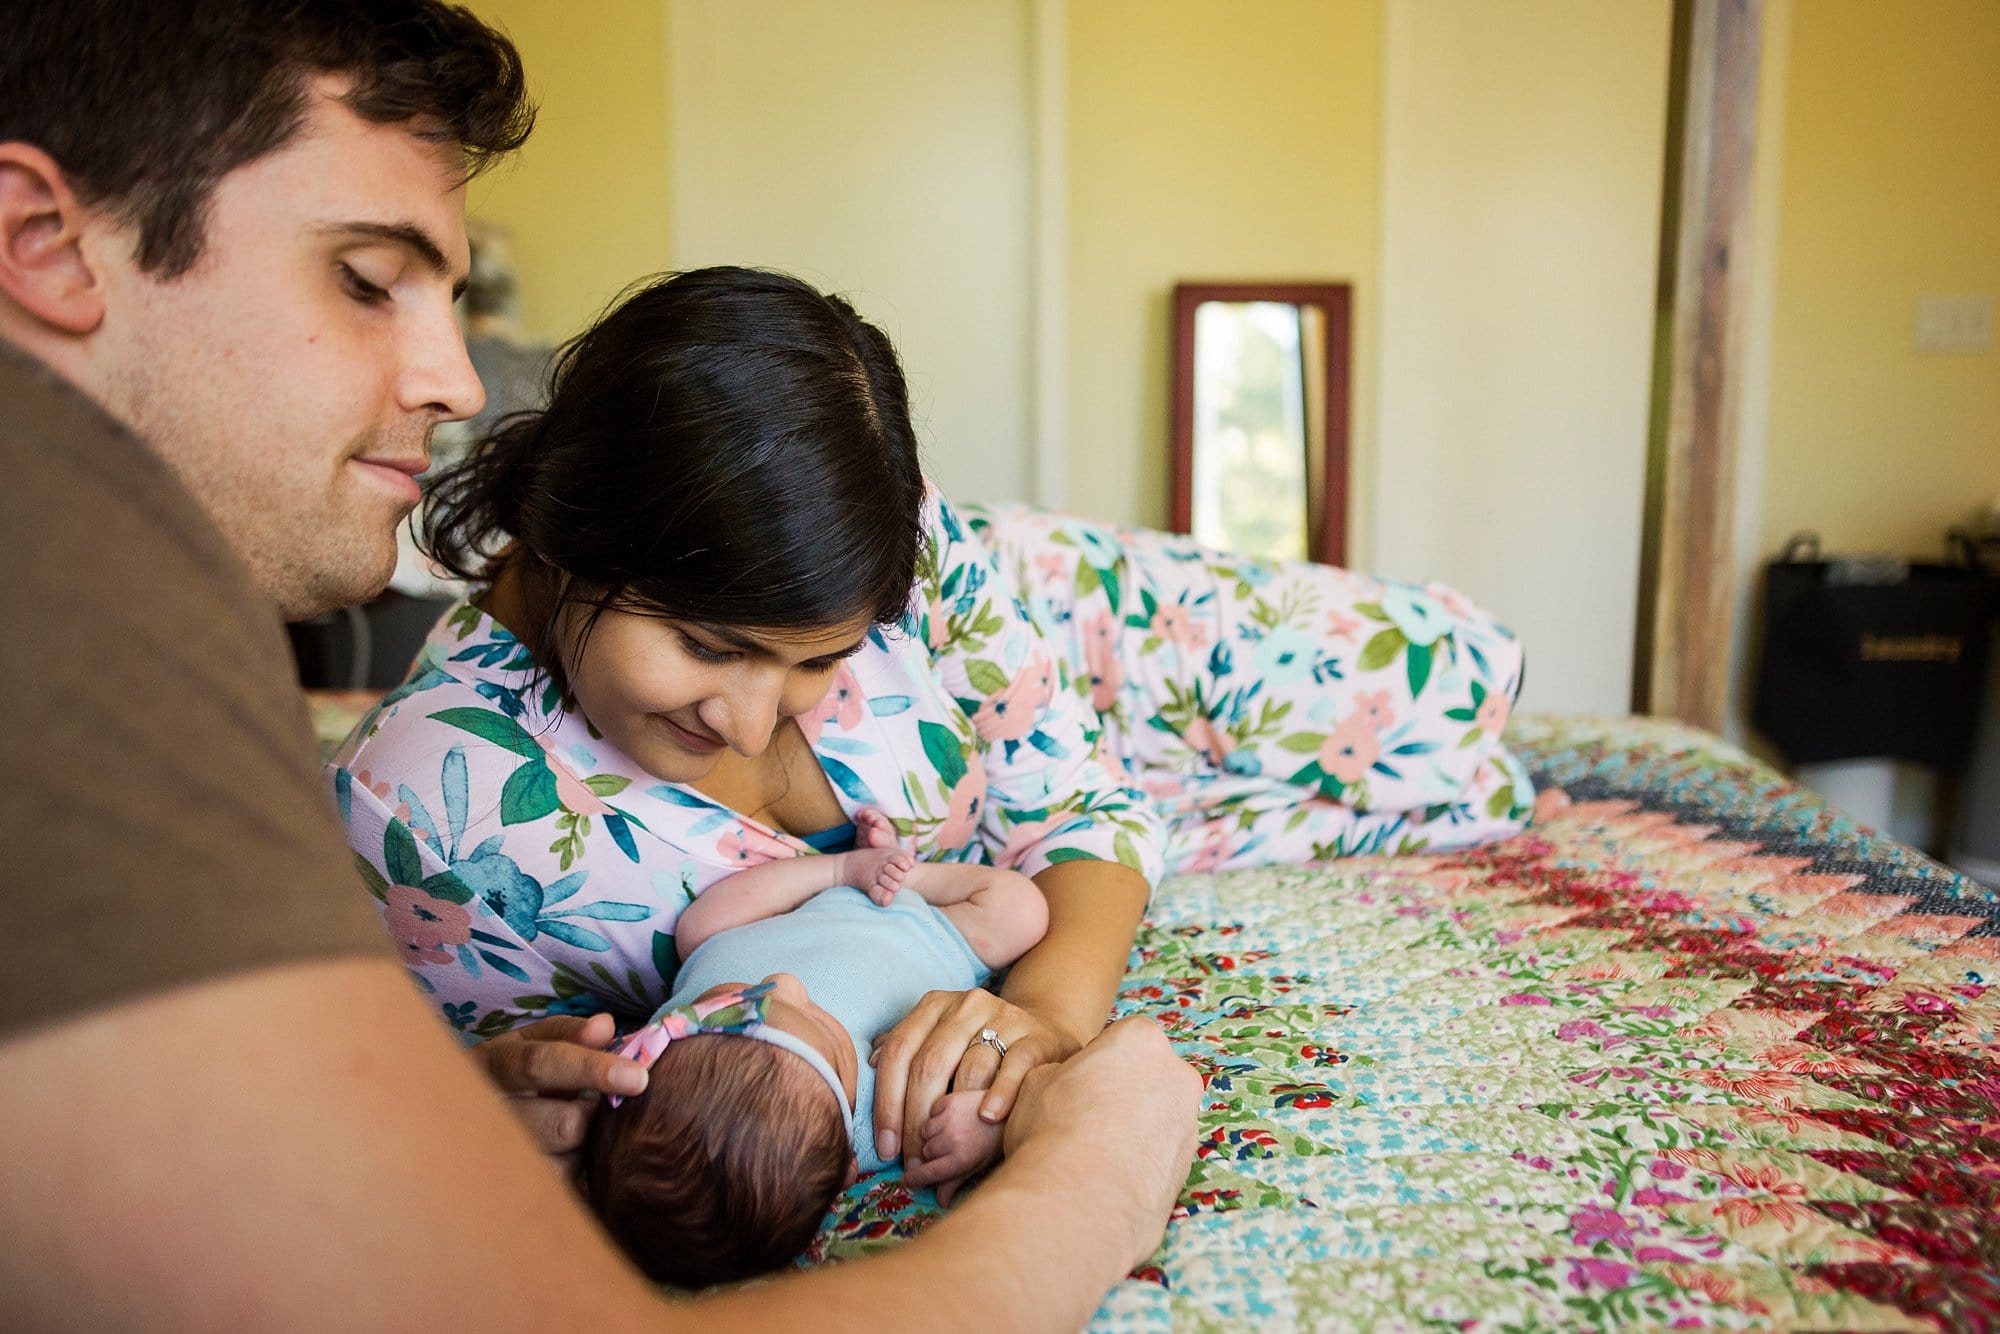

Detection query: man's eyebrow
(320, 221), (471, 298)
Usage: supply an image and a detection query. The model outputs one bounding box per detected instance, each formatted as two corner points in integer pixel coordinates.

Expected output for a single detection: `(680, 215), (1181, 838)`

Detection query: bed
(304, 698), (1997, 1327)
(805, 715), (2000, 1332)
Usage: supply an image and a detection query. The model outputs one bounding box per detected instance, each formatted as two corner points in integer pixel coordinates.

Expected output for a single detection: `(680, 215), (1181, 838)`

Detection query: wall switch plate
(1915, 293), (1994, 354)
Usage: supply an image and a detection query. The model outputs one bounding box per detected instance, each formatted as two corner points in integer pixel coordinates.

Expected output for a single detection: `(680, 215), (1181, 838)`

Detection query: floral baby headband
(606, 980), (852, 1125)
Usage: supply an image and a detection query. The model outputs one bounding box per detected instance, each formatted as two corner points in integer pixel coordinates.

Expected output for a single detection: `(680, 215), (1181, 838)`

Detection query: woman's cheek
(782, 672), (838, 719)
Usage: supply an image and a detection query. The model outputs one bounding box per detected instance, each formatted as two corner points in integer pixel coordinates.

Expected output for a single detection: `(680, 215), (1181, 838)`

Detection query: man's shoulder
(1, 338), (256, 598)
(3, 337), (157, 486)
(0, 340), (389, 1039)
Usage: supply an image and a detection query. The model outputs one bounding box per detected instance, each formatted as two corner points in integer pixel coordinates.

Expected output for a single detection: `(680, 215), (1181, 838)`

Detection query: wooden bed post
(1633, 0), (1764, 730)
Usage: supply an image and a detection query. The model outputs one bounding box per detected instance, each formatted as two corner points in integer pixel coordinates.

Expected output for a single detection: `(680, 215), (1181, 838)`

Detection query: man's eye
(338, 263), (391, 304)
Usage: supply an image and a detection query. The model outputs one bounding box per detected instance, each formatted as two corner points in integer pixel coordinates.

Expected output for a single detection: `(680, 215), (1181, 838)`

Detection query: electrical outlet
(1915, 293), (1994, 354)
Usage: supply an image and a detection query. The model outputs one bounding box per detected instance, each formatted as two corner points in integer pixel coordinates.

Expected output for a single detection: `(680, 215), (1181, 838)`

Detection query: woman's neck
(476, 555), (550, 663)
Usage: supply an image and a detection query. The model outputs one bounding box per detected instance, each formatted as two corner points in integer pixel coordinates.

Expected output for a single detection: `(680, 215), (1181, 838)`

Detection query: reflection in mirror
(1191, 301), (1322, 560)
(1172, 283), (1350, 567)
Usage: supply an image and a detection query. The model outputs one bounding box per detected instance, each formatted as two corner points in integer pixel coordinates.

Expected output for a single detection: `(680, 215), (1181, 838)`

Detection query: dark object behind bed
(1754, 533), (1995, 771)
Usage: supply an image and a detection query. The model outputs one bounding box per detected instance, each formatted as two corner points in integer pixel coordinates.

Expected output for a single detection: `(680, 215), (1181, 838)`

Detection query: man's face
(90, 79), (484, 619)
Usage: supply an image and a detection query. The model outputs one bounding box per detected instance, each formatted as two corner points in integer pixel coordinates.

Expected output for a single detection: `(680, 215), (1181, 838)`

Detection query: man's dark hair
(0, 0), (534, 278)
(583, 1035), (852, 1288)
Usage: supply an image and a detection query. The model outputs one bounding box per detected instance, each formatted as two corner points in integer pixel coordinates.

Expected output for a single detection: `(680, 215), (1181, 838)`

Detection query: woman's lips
(661, 715), (724, 754)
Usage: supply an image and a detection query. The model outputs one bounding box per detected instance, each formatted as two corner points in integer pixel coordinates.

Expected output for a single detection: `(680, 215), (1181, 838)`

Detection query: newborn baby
(583, 811), (1048, 1288)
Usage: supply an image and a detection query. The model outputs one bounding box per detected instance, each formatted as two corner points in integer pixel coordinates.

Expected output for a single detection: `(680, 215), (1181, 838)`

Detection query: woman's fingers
(868, 990), (956, 1161)
(976, 1032), (1050, 1123)
(897, 992), (1006, 1166)
(951, 1039), (1003, 1094)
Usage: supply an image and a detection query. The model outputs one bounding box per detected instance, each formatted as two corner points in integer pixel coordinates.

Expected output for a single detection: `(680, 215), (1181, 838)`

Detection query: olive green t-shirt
(0, 339), (388, 1038)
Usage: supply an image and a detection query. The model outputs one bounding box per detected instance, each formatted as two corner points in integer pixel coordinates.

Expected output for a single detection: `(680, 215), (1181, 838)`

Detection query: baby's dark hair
(584, 1034), (851, 1288)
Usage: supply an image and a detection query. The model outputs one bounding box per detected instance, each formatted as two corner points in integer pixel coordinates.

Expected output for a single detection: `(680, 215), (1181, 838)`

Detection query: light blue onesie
(664, 885), (990, 1174)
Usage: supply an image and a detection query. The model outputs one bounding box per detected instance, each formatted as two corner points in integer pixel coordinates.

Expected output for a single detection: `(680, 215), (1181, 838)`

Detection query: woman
(333, 267), (1530, 1184)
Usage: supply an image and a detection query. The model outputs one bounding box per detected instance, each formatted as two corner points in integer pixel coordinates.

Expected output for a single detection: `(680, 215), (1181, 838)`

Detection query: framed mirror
(1170, 282), (1351, 566)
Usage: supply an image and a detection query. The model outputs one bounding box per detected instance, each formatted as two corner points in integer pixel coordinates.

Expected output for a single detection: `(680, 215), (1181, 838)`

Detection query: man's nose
(401, 306), (486, 424)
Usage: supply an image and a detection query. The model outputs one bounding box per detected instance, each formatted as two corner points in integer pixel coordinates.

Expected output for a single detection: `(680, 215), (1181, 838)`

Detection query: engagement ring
(968, 1027), (1007, 1059)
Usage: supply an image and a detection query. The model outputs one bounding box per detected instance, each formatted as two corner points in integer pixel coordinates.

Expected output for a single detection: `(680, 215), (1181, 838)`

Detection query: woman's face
(560, 605), (874, 783)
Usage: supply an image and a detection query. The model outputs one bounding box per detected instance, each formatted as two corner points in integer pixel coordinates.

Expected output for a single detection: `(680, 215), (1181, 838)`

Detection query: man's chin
(278, 543), (400, 623)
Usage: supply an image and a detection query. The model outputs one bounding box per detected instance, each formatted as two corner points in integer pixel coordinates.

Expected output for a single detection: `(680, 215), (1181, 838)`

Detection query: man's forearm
(0, 957), (1192, 1334)
(704, 1133), (1145, 1331)
(1005, 860), (1150, 1049)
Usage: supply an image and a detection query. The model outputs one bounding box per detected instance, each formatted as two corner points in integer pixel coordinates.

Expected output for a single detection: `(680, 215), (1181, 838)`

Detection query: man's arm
(0, 958), (1197, 1334)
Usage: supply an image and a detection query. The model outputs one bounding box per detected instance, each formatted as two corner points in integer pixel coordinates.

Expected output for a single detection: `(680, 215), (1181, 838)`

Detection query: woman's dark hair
(1, 0), (533, 279)
(425, 266), (929, 677)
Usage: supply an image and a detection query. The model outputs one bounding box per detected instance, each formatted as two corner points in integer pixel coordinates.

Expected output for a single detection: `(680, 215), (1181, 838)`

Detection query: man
(0, 4), (1199, 1330)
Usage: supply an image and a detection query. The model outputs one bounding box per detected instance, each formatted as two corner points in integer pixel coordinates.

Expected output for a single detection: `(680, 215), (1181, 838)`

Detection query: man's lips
(351, 453), (428, 503)
(357, 453), (429, 477)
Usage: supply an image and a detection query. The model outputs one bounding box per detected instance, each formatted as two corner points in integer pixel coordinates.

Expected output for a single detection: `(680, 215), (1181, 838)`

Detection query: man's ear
(0, 142), (108, 335)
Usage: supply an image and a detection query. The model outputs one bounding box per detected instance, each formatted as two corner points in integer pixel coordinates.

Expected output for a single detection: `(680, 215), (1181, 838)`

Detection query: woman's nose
(704, 671), (785, 757)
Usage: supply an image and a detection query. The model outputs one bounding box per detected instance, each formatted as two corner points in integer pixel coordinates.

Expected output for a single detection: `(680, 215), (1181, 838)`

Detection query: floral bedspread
(811, 715), (2000, 1332)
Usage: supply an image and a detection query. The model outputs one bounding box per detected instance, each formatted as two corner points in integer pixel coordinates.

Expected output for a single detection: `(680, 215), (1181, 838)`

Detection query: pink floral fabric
(966, 503), (1535, 874)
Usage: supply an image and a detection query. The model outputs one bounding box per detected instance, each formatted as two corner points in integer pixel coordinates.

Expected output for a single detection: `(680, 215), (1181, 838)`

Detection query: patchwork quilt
(810, 715), (2000, 1332)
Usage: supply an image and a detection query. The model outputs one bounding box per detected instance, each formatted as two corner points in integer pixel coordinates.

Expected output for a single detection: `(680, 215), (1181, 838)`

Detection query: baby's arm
(850, 806), (1048, 970)
(674, 848), (912, 959)
(895, 863), (1049, 972)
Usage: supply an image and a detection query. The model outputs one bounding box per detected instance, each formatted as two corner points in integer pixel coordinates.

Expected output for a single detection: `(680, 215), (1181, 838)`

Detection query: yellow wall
(1375, 0), (1671, 715)
(1065, 0), (1383, 532)
(1759, 0), (2000, 558)
(461, 0), (672, 343)
(665, 0), (1035, 503)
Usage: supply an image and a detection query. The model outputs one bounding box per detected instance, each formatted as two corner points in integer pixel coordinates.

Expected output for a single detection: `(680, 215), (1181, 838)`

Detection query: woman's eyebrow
(692, 623), (866, 662)
(690, 623), (777, 656)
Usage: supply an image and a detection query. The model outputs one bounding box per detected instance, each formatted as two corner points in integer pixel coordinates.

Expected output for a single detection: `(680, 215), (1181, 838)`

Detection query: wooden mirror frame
(1170, 281), (1353, 567)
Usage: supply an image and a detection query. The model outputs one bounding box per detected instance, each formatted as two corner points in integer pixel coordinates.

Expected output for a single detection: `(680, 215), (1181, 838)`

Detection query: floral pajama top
(332, 492), (1533, 1040)
(333, 493), (1166, 1039)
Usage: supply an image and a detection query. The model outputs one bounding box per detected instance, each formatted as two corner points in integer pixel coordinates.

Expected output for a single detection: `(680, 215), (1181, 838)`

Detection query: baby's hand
(853, 805), (901, 850)
(904, 1089), (1005, 1207)
(842, 847), (915, 906)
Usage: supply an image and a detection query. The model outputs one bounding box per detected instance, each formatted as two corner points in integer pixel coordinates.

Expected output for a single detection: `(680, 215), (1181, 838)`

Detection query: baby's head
(583, 976), (860, 1288)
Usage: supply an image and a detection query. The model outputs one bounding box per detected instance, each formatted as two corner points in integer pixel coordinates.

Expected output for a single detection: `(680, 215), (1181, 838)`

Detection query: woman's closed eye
(677, 632), (738, 665)
(802, 640), (869, 673)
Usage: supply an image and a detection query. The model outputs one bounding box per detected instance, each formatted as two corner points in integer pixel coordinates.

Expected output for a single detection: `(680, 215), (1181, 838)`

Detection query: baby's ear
(843, 1157), (860, 1190)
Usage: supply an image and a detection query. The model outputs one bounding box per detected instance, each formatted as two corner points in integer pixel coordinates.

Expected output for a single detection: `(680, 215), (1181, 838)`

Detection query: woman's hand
(868, 988), (1077, 1177)
(470, 1013), (650, 1158)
